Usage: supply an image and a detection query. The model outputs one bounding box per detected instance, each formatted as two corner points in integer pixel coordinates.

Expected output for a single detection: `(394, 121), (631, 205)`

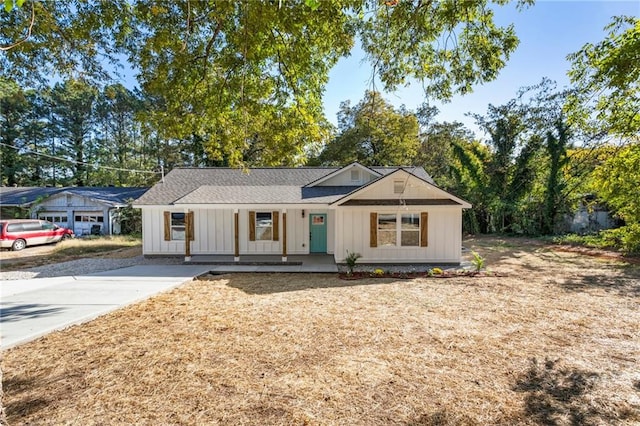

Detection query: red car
(0, 219), (74, 251)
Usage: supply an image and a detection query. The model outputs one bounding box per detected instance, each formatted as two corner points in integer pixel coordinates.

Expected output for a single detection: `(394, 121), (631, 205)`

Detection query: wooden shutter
(186, 211), (194, 241)
(370, 212), (378, 248)
(163, 211), (171, 241)
(249, 211), (256, 241)
(420, 212), (429, 247)
(272, 211), (279, 241)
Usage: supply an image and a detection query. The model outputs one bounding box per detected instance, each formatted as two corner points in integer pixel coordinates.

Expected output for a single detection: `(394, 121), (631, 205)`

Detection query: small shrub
(432, 267), (443, 275)
(345, 250), (362, 275)
(373, 268), (384, 277)
(470, 251), (486, 272)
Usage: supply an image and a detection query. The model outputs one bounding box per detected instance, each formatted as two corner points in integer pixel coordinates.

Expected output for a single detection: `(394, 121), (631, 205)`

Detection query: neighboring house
(566, 195), (617, 234)
(133, 163), (471, 264)
(0, 186), (147, 235)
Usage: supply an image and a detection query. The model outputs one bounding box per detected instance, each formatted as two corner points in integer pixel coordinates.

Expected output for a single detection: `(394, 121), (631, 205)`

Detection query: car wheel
(12, 239), (26, 251)
(61, 234), (70, 240)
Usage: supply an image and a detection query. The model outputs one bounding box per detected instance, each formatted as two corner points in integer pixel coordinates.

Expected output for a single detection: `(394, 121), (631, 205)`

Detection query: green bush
(554, 224), (640, 254)
(601, 224), (640, 254)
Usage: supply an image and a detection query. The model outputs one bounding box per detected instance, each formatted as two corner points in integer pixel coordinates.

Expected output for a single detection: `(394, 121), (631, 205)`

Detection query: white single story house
(0, 186), (147, 235)
(133, 163), (471, 264)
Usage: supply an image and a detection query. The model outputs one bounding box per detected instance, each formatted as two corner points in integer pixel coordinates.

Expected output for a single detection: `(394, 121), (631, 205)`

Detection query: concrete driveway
(0, 264), (211, 350)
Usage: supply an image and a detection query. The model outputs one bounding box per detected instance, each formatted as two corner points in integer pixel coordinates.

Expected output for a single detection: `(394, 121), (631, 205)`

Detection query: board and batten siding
(141, 207), (335, 256)
(236, 208), (333, 255)
(192, 209), (235, 254)
(334, 207), (462, 263)
(143, 208), (235, 255)
(143, 208), (185, 255)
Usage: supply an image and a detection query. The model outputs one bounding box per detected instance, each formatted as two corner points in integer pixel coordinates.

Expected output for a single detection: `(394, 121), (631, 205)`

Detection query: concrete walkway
(0, 264), (211, 350)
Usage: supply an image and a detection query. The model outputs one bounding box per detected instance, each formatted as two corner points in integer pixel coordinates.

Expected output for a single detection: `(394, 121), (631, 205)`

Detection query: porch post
(184, 209), (191, 262)
(282, 210), (287, 262)
(234, 209), (240, 262)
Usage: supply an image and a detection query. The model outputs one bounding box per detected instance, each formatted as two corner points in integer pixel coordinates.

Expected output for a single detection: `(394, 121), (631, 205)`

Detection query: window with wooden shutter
(255, 212), (273, 240)
(370, 212), (377, 247)
(164, 212), (188, 241)
(377, 214), (397, 246)
(420, 212), (429, 247)
(163, 211), (170, 241)
(249, 211), (256, 241)
(400, 213), (419, 246)
(272, 211), (279, 241)
(249, 212), (274, 241)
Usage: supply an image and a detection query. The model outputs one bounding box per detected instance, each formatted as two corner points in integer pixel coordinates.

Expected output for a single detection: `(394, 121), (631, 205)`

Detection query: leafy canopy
(1, 0), (531, 165)
(314, 91), (420, 166)
(567, 16), (640, 138)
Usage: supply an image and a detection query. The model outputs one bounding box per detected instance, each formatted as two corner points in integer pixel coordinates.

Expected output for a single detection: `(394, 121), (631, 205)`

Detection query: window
(170, 212), (186, 240)
(401, 214), (420, 246)
(22, 221), (43, 232)
(351, 169), (360, 182)
(394, 180), (405, 194)
(255, 212), (273, 241)
(6, 223), (23, 232)
(375, 213), (422, 247)
(377, 214), (397, 246)
(74, 214), (104, 223)
(39, 214), (67, 223)
(163, 211), (193, 242)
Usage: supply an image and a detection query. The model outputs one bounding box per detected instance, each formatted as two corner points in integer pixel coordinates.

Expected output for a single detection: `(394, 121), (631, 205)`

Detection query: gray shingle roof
(134, 166), (434, 205)
(59, 187), (149, 206)
(175, 185), (360, 204)
(0, 187), (148, 207)
(0, 187), (62, 206)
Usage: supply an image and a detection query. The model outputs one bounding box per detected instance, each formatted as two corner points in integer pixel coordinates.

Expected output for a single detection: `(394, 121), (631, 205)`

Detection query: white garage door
(74, 212), (105, 236)
(38, 213), (69, 229)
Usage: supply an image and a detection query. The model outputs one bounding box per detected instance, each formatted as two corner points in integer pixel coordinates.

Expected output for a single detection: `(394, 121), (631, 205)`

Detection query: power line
(0, 142), (160, 175)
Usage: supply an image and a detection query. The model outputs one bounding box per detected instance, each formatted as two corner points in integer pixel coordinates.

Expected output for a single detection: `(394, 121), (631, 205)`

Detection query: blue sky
(322, 0), (640, 137)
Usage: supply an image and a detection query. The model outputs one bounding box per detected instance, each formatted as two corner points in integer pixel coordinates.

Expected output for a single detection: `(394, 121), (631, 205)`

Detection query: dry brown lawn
(0, 236), (142, 271)
(2, 236), (640, 425)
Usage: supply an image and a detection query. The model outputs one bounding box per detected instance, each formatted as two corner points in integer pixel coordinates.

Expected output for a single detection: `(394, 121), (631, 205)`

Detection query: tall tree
(524, 79), (575, 234)
(471, 100), (542, 233)
(94, 84), (145, 185)
(0, 78), (28, 186)
(1, 0), (531, 165)
(567, 16), (639, 138)
(416, 120), (476, 189)
(50, 79), (97, 186)
(313, 91), (419, 166)
(21, 88), (50, 185)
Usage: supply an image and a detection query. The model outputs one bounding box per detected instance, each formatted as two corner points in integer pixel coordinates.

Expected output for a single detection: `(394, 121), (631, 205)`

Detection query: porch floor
(184, 254), (338, 273)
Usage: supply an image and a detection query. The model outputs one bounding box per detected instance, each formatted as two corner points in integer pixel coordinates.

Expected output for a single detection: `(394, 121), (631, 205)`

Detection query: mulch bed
(339, 270), (500, 280)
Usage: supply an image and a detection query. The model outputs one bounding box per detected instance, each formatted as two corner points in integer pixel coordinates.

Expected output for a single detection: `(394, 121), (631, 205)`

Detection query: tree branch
(0, 0), (35, 51)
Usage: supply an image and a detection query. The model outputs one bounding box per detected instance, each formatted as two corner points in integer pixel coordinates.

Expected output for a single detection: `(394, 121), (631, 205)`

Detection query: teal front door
(309, 213), (327, 253)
